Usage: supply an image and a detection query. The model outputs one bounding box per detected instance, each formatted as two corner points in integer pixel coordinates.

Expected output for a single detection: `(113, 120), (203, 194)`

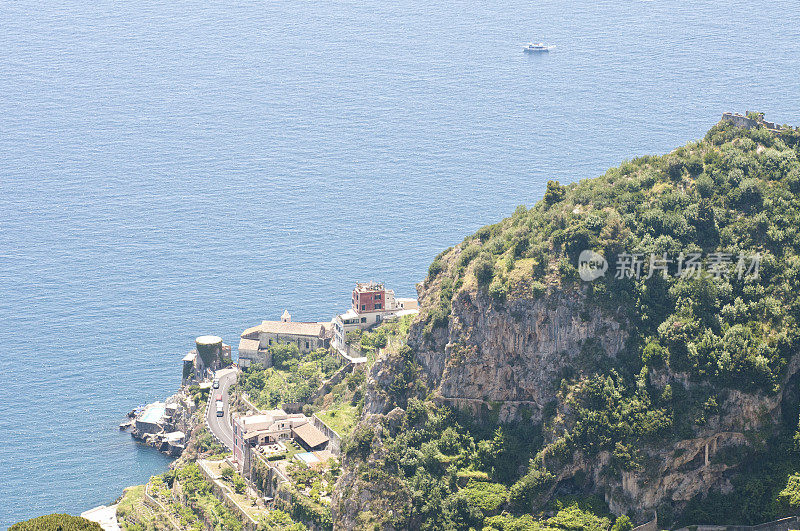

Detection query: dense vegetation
(10, 515), (102, 531)
(427, 123), (800, 419)
(348, 120), (800, 528)
(342, 398), (634, 530)
(427, 121), (800, 396)
(239, 345), (343, 408)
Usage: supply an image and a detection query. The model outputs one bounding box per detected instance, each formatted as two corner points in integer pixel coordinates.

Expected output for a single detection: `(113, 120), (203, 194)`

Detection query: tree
(233, 473), (247, 494)
(271, 343), (301, 370)
(544, 180), (566, 205)
(474, 254), (495, 287)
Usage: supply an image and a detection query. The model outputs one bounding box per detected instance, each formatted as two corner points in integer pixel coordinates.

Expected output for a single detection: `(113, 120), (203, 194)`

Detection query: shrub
(508, 468), (554, 511)
(428, 259), (443, 279)
(777, 473), (800, 509)
(459, 245), (481, 267)
(544, 180), (567, 205)
(459, 481), (508, 514)
(10, 515), (102, 531)
(474, 254), (495, 286)
(346, 425), (375, 458)
(232, 473), (246, 494)
(489, 278), (508, 302)
(612, 515), (634, 531)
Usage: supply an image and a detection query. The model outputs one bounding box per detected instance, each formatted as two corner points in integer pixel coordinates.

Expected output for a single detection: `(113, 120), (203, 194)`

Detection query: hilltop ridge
(334, 117), (800, 529)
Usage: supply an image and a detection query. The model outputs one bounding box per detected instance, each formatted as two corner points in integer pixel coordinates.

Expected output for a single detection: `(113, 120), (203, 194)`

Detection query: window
(269, 339), (273, 345)
(305, 341), (309, 349)
(361, 317), (367, 323)
(375, 294), (381, 300)
(361, 304), (366, 311)
(375, 303), (382, 309)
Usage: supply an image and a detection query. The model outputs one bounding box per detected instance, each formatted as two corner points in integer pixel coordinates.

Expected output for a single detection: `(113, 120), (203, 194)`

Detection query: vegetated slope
(334, 120), (800, 529)
(9, 514), (103, 530)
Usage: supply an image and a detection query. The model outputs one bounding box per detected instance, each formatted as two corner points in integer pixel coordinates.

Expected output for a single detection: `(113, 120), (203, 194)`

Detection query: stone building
(237, 311), (331, 368)
(182, 335), (231, 384)
(722, 111), (780, 131)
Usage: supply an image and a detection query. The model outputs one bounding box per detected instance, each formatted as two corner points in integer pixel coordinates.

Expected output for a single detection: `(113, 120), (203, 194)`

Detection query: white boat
(523, 42), (554, 52)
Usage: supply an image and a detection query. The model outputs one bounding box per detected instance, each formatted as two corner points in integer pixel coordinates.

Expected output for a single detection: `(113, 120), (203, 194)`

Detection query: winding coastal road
(206, 368), (238, 450)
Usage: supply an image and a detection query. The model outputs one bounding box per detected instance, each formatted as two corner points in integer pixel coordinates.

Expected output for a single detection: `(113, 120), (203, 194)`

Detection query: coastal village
(104, 281), (419, 530)
(29, 113), (800, 531)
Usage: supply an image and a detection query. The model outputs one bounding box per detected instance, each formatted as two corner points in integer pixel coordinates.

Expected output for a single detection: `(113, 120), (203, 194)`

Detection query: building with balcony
(332, 282), (418, 350)
(232, 409), (329, 474)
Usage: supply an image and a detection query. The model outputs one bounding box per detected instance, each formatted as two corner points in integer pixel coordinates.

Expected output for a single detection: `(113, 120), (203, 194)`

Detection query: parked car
(216, 401), (224, 417)
(212, 378), (220, 389)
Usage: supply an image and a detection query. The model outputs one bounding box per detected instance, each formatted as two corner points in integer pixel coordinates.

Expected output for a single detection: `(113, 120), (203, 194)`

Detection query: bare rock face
(411, 286), (628, 423)
(397, 281), (797, 517)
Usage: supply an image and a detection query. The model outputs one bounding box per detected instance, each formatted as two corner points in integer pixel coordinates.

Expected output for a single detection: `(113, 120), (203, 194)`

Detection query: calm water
(1, 0), (798, 526)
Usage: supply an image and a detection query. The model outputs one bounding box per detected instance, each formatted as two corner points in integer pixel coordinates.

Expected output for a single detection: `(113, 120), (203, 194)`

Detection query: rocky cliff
(407, 277), (794, 517)
(335, 120), (800, 528)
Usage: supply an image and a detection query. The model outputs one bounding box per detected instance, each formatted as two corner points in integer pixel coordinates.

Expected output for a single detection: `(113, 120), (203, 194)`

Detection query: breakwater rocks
(121, 391), (198, 457)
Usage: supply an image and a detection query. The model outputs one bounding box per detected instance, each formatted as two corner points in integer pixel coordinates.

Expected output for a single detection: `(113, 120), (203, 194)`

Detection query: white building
(332, 282), (419, 350)
(232, 409), (329, 473)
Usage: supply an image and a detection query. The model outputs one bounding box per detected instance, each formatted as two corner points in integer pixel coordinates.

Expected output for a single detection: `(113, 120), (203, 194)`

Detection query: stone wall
(632, 514), (657, 531)
(722, 112), (780, 130)
(675, 516), (800, 531)
(312, 414), (342, 455)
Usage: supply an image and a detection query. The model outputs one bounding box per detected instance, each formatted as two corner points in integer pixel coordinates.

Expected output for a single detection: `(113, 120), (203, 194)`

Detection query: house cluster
(331, 282), (418, 351)
(232, 408), (332, 474)
(230, 282), (418, 475)
(237, 282), (418, 368)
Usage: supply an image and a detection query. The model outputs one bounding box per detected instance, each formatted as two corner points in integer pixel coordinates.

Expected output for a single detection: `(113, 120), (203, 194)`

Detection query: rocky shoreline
(120, 390), (199, 458)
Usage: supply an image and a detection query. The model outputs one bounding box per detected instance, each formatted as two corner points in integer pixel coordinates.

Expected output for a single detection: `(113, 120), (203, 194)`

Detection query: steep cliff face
(335, 121), (800, 527)
(333, 409), (410, 530)
(411, 285), (628, 423)
(404, 276), (793, 517)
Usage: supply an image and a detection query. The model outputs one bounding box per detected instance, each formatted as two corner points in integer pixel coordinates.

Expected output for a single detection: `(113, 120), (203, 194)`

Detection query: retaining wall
(675, 516), (800, 531)
(311, 414), (343, 455)
(632, 514), (657, 531)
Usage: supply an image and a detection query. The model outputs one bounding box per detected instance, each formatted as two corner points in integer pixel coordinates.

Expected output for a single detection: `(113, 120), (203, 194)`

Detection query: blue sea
(1, 0), (798, 526)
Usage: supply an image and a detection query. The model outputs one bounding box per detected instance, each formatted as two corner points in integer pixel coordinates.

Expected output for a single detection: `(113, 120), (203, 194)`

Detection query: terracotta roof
(238, 338), (260, 353)
(241, 320), (328, 339)
(241, 324), (261, 340)
(292, 422), (329, 449)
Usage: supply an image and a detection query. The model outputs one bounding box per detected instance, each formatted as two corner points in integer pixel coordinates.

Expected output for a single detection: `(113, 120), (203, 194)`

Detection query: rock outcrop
(412, 286), (628, 423)
(395, 277), (795, 518)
